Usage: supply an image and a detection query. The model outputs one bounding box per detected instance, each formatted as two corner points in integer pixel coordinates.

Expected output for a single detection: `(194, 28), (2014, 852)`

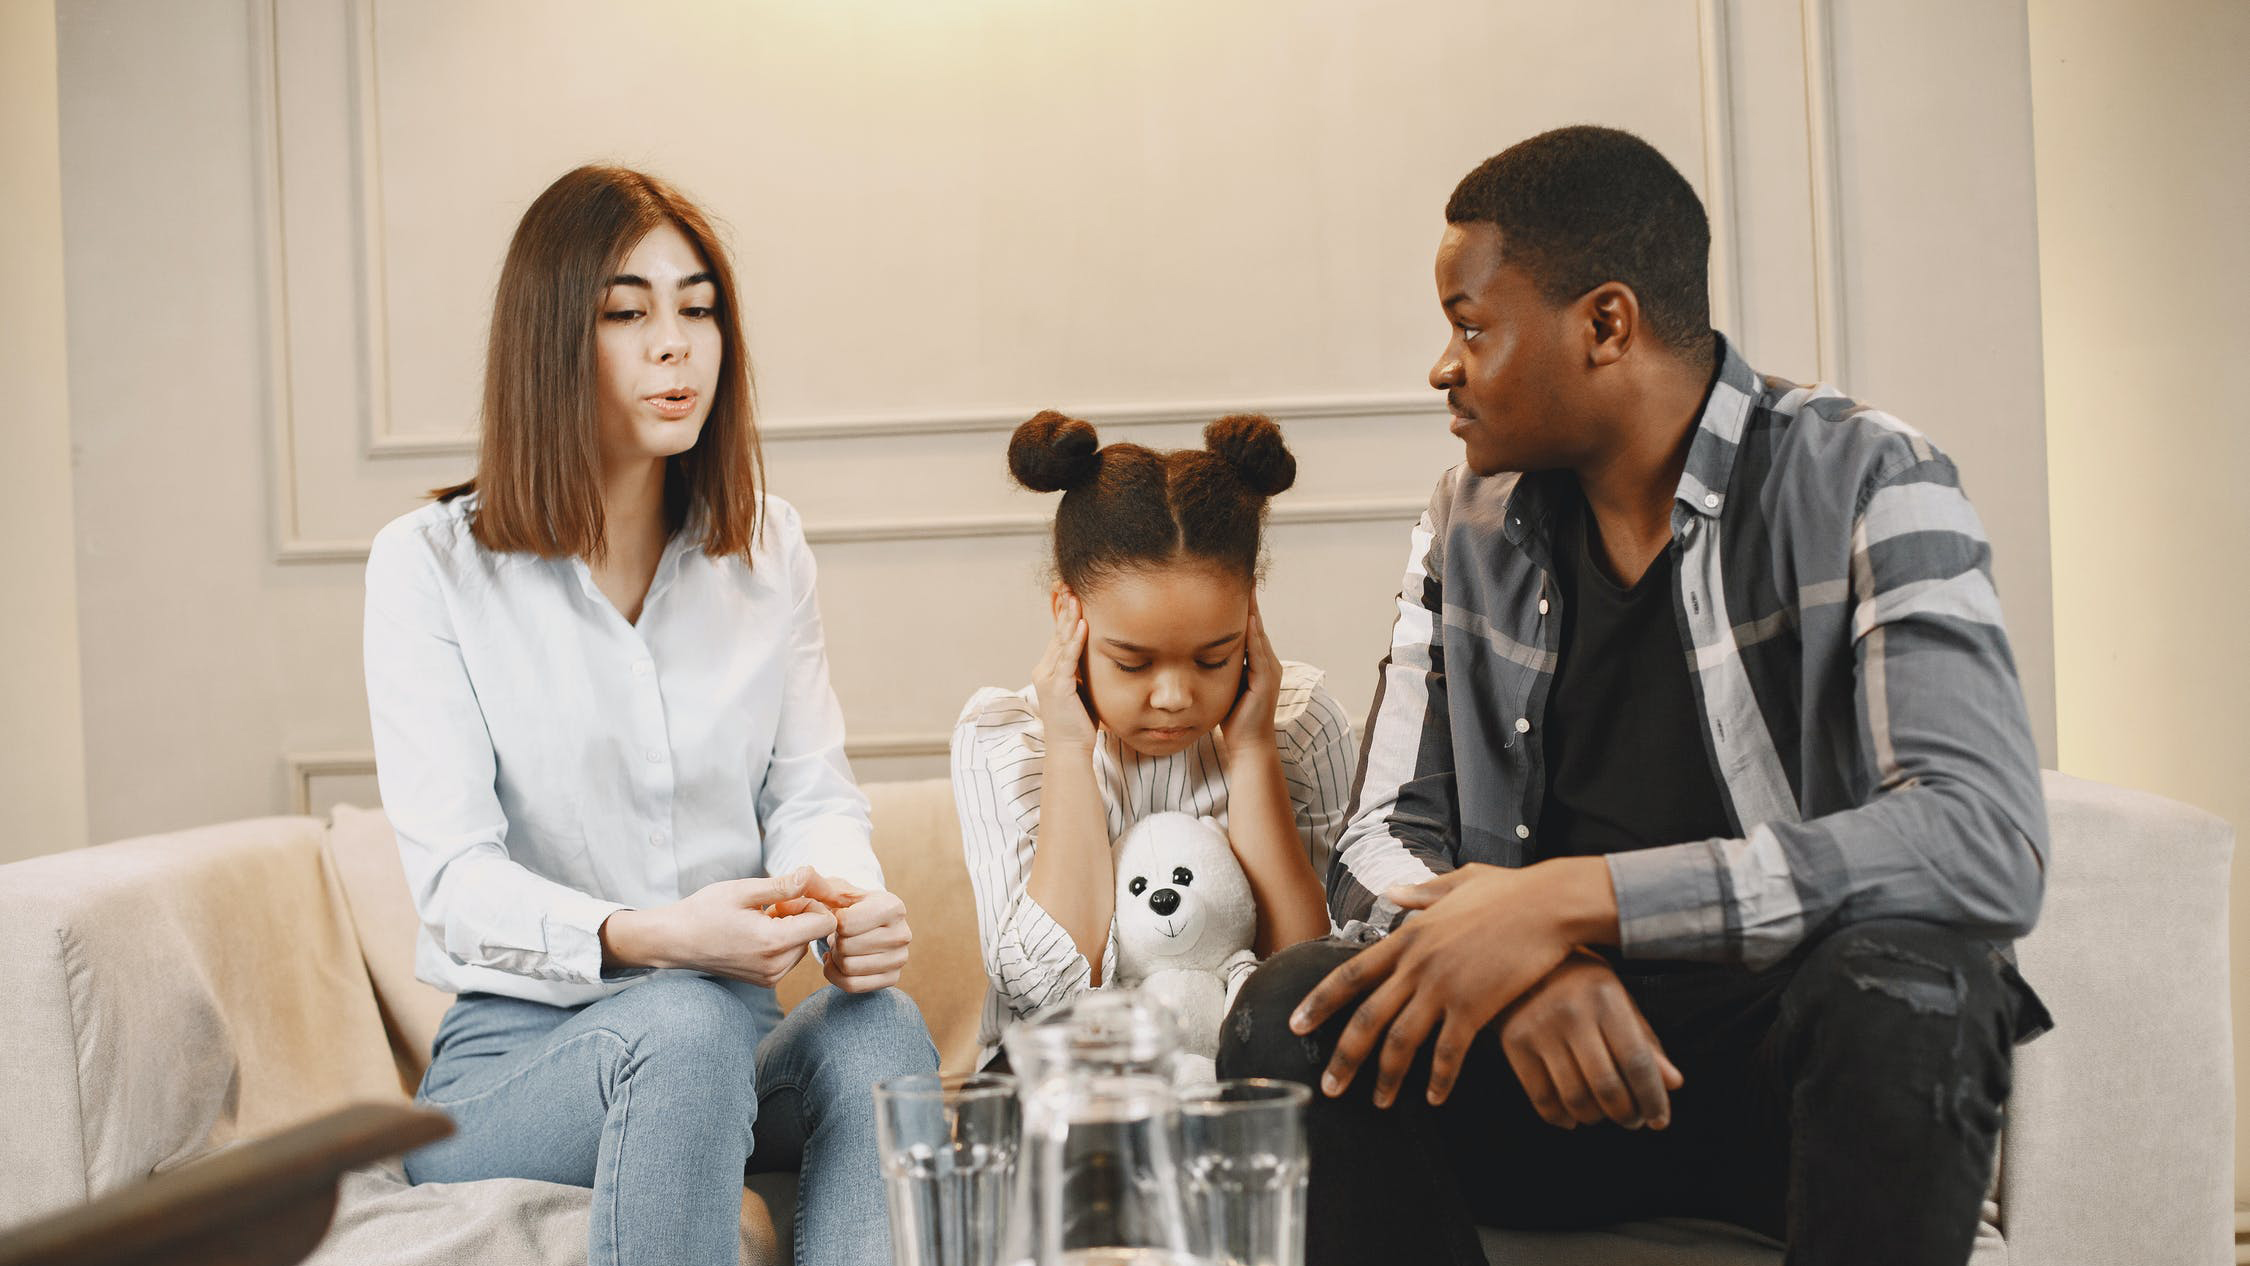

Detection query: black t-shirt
(1537, 483), (1734, 861)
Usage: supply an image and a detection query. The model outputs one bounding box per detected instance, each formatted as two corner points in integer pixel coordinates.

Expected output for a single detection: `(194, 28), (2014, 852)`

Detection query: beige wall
(49, 0), (2060, 841)
(0, 0), (89, 862)
(2028, 0), (2250, 1216)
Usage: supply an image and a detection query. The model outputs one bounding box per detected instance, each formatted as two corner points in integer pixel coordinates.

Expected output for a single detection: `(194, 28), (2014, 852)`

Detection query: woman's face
(1066, 564), (1250, 759)
(594, 221), (723, 471)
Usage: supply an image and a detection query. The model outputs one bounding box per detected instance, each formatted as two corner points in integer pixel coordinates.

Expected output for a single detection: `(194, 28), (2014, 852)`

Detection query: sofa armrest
(0, 1102), (450, 1266)
(0, 818), (402, 1230)
(2002, 772), (2235, 1265)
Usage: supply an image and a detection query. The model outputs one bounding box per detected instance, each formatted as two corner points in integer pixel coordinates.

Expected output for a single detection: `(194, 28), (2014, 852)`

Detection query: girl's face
(594, 221), (723, 472)
(1064, 564), (1250, 759)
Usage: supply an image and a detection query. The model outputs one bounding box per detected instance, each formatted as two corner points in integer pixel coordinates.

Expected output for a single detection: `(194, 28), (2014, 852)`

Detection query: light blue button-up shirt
(364, 492), (881, 1006)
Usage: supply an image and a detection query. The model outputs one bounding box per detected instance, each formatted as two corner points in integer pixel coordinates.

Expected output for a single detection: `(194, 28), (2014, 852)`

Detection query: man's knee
(1792, 920), (2007, 1029)
(1784, 920), (2018, 1103)
(1217, 939), (1360, 1082)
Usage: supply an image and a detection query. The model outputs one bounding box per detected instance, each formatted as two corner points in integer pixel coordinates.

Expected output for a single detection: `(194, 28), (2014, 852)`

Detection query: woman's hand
(799, 872), (915, 993)
(1033, 590), (1098, 753)
(600, 867), (838, 986)
(1219, 598), (1281, 766)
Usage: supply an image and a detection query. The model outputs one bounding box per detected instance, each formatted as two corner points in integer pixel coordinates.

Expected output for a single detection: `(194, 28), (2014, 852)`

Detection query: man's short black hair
(1447, 126), (1714, 356)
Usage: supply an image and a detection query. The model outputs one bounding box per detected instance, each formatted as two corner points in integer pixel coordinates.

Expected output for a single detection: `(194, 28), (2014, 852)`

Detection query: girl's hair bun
(1008, 410), (1102, 493)
(1203, 413), (1297, 497)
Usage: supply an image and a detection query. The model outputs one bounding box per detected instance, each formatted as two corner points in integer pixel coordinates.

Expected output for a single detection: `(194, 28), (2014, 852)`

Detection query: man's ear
(1582, 281), (1640, 368)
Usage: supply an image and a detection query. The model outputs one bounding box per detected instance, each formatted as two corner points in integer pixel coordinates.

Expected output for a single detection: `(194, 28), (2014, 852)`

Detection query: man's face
(1428, 221), (1579, 477)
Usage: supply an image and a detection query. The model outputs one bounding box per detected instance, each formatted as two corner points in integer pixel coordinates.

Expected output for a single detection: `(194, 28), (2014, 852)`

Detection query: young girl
(363, 165), (935, 1266)
(951, 410), (1356, 1069)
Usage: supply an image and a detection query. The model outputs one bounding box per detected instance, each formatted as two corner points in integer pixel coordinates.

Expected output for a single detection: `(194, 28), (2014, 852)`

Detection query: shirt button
(649, 832), (665, 846)
(1515, 825), (1531, 840)
(1537, 598), (1550, 616)
(632, 659), (654, 676)
(1703, 492), (1720, 509)
(645, 748), (664, 763)
(1514, 717), (1531, 734)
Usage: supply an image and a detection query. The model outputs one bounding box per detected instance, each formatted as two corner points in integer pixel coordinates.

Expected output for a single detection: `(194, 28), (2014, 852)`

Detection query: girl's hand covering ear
(1034, 590), (1099, 752)
(1220, 598), (1281, 763)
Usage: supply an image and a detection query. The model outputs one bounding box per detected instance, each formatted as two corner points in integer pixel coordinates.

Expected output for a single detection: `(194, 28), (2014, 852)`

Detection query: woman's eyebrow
(603, 271), (716, 289)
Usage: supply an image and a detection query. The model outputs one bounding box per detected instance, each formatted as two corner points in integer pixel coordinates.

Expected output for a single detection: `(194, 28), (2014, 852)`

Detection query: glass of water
(1175, 1079), (1310, 1266)
(874, 1072), (1021, 1266)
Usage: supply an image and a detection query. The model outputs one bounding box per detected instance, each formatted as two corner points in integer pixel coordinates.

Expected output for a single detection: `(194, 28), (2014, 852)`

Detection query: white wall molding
(285, 749), (381, 816)
(289, 737), (955, 815)
(1695, 0), (1740, 337)
(1798, 0), (1849, 388)
(274, 492), (1430, 565)
(367, 390), (1443, 457)
(253, 0), (381, 565)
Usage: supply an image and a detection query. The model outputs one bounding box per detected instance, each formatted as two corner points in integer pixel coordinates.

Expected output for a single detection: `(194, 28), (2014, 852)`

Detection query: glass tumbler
(875, 1072), (1022, 1266)
(1175, 1080), (1310, 1266)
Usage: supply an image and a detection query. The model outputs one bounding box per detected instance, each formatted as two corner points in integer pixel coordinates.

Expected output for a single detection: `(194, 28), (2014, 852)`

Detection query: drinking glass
(1175, 1080), (1310, 1266)
(875, 1072), (1021, 1266)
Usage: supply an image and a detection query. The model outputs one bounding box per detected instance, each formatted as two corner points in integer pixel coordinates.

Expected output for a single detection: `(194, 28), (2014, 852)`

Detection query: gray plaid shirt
(1330, 336), (2047, 968)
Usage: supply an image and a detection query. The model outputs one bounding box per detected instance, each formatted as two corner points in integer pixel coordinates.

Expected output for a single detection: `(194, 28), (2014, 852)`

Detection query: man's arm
(1328, 497), (1463, 930)
(1607, 454), (2047, 968)
(1295, 452), (2044, 1114)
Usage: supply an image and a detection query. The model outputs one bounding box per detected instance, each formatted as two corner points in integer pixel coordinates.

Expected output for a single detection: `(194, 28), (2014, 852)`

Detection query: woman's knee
(1216, 939), (1360, 1082)
(599, 973), (764, 1072)
(794, 985), (939, 1075)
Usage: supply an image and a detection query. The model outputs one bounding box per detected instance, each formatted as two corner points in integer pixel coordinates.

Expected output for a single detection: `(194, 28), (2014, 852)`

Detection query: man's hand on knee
(1498, 952), (1683, 1130)
(1285, 857), (1620, 1110)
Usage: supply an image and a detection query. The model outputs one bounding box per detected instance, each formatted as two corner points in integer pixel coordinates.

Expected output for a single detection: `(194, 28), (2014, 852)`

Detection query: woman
(951, 410), (1356, 1070)
(364, 165), (935, 1266)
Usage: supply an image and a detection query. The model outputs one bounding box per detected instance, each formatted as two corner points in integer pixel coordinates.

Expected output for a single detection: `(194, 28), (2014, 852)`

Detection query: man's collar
(1499, 333), (1757, 557)
(1674, 332), (1759, 520)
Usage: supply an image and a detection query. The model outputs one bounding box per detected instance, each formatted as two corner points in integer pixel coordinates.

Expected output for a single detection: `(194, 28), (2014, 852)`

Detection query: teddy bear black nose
(1148, 888), (1181, 917)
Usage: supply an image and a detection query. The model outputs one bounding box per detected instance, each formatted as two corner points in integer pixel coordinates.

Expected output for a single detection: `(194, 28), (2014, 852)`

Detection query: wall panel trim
(1798, 0), (1849, 388)
(369, 390), (1442, 457)
(289, 739), (952, 815)
(276, 492), (1429, 565)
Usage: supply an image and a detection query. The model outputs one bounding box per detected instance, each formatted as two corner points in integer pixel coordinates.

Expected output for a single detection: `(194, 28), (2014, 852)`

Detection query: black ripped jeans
(1218, 918), (2048, 1266)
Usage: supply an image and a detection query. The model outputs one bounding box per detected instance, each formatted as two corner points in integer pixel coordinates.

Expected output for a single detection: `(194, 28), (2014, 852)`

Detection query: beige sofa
(0, 773), (2233, 1264)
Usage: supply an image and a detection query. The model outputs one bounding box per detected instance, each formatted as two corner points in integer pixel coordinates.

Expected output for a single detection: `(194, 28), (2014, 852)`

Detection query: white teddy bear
(1111, 812), (1261, 1083)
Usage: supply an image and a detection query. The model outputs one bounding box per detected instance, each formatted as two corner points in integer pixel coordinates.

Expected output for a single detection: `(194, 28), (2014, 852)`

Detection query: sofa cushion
(327, 803), (454, 1087)
(303, 1161), (796, 1266)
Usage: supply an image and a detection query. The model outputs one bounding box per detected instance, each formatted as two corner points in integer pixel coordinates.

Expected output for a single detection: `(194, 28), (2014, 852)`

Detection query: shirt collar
(1673, 332), (1760, 521)
(1499, 334), (1760, 559)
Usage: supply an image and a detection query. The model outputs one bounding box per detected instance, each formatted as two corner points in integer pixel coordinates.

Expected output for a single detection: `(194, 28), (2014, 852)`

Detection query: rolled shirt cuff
(1605, 840), (1732, 963)
(548, 889), (637, 985)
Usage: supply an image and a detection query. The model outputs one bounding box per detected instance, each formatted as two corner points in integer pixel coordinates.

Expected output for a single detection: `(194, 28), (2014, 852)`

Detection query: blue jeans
(404, 973), (938, 1266)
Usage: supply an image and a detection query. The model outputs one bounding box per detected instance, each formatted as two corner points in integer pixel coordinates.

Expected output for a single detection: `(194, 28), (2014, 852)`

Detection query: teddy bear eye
(1129, 876), (1147, 896)
(1172, 867), (1194, 886)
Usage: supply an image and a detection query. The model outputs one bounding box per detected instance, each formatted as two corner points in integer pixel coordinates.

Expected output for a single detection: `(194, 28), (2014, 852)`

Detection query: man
(1219, 126), (2051, 1266)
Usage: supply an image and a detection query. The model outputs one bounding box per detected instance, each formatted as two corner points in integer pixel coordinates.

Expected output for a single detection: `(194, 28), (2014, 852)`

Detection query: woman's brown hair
(434, 165), (764, 561)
